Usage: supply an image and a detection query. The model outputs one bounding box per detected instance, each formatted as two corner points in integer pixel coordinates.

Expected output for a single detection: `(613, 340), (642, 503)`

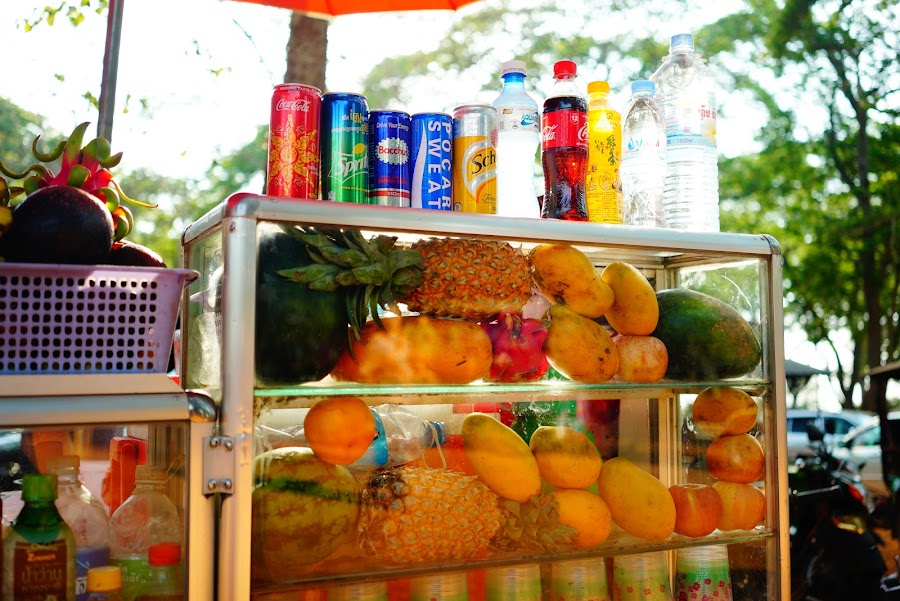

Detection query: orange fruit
(303, 396), (375, 465)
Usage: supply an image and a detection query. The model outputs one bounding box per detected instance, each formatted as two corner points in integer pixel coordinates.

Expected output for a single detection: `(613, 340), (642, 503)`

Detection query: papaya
(254, 223), (348, 386)
(652, 289), (761, 380)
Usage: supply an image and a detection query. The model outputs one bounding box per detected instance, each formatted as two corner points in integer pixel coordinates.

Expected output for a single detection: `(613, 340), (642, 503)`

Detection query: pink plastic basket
(0, 263), (198, 375)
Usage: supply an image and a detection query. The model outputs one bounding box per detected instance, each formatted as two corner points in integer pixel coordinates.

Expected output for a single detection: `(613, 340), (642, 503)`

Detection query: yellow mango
(600, 261), (659, 335)
(544, 304), (618, 382)
(529, 244), (614, 318)
(529, 426), (602, 489)
(597, 457), (676, 541)
(462, 413), (541, 502)
(553, 489), (611, 547)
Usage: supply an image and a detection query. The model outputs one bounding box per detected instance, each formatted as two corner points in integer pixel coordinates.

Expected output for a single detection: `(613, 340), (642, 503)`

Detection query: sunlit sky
(5, 0), (879, 408)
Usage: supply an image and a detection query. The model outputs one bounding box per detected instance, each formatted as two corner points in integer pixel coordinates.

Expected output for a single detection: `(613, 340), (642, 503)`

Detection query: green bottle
(2, 473), (76, 600)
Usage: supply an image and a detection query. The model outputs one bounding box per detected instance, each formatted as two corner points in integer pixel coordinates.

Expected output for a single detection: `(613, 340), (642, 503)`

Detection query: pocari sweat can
(410, 112), (453, 210)
(368, 110), (412, 206)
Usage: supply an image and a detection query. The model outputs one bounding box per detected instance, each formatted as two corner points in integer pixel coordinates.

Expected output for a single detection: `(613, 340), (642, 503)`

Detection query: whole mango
(462, 413), (541, 502)
(529, 426), (602, 489)
(529, 244), (614, 318)
(600, 262), (659, 335)
(597, 457), (676, 541)
(544, 304), (619, 382)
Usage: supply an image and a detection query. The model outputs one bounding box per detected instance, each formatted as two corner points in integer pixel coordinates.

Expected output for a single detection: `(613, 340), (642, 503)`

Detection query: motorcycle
(788, 422), (893, 600)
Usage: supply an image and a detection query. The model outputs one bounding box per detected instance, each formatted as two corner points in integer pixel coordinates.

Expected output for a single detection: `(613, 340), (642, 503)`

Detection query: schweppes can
(452, 104), (497, 213)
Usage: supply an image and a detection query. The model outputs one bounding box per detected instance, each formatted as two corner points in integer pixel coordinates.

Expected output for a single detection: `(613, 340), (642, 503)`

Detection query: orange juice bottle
(586, 81), (622, 223)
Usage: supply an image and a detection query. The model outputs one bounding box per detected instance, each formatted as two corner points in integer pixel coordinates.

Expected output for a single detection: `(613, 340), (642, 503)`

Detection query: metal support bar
(203, 435), (235, 496)
(98, 0), (124, 142)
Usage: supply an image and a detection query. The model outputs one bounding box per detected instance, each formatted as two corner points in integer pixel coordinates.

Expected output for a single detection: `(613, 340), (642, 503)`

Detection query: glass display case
(181, 193), (789, 600)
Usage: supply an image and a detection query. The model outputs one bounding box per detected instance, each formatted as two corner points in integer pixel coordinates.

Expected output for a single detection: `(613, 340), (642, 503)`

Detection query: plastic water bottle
(651, 33), (719, 231)
(109, 465), (182, 601)
(348, 404), (448, 470)
(620, 80), (666, 227)
(492, 59), (541, 218)
(134, 543), (184, 601)
(49, 455), (111, 601)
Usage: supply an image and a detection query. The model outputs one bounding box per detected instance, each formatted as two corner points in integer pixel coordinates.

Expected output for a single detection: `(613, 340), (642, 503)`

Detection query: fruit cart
(181, 192), (789, 600)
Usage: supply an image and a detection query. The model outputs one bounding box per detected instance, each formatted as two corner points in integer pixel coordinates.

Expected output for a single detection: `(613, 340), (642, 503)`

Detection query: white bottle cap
(501, 60), (527, 76)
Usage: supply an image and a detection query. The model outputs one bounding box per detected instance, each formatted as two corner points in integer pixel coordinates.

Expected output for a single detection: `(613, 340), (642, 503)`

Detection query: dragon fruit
(481, 311), (550, 383)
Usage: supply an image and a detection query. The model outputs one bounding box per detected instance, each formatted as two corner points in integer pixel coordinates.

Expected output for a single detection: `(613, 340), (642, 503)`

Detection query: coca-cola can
(266, 83), (322, 199)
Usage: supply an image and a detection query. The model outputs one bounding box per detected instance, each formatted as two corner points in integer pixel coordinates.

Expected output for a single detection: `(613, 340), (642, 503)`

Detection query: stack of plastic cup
(551, 557), (610, 601)
(485, 563), (542, 601)
(613, 552), (673, 601)
(329, 581), (389, 601)
(673, 545), (732, 601)
(410, 570), (469, 601)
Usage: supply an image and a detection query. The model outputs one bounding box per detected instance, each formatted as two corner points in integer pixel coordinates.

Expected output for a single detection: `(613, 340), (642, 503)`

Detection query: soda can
(266, 83), (322, 199)
(410, 571), (468, 601)
(368, 110), (412, 207)
(410, 112), (453, 210)
(321, 92), (369, 203)
(452, 104), (497, 214)
(484, 563), (541, 601)
(551, 558), (610, 601)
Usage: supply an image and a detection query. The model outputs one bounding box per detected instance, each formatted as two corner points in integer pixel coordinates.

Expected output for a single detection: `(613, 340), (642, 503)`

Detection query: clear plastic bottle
(109, 465), (182, 601)
(133, 543), (184, 601)
(348, 404), (448, 470)
(586, 81), (623, 223)
(87, 566), (125, 601)
(620, 80), (667, 227)
(651, 33), (719, 231)
(49, 454), (111, 601)
(2, 473), (76, 600)
(492, 59), (541, 218)
(541, 60), (588, 221)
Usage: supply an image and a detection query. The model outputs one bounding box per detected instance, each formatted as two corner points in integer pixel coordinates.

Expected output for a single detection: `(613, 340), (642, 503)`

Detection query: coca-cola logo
(578, 122), (588, 143)
(542, 124), (558, 142)
(275, 98), (311, 112)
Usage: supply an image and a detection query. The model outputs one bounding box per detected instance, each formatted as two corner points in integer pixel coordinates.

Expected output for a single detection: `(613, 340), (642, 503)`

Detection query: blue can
(410, 112), (453, 210)
(368, 110), (412, 207)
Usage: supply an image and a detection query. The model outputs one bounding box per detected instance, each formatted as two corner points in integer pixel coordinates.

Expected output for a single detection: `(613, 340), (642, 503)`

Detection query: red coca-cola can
(266, 83), (322, 199)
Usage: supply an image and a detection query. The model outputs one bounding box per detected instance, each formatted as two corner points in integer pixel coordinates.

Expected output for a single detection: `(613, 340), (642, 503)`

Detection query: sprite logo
(329, 142), (368, 184)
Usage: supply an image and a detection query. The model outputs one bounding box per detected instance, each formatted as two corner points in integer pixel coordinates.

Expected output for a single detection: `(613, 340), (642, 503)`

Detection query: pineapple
(359, 466), (502, 564)
(278, 227), (532, 336)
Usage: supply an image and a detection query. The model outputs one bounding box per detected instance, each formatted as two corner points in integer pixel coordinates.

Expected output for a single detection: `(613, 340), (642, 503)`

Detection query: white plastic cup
(551, 557), (610, 601)
(410, 570), (468, 601)
(485, 563), (542, 601)
(673, 545), (732, 600)
(329, 581), (388, 601)
(613, 552), (673, 601)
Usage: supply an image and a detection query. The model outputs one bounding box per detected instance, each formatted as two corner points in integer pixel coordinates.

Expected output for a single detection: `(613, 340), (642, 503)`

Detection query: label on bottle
(541, 109), (587, 150)
(586, 107), (622, 223)
(497, 107), (539, 134)
(12, 539), (71, 600)
(657, 94), (716, 150)
(113, 556), (152, 601)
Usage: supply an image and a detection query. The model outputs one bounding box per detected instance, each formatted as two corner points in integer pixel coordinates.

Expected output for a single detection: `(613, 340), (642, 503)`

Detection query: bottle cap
(553, 60), (577, 78)
(631, 80), (656, 95)
(21, 473), (58, 502)
(46, 454), (80, 473)
(148, 541), (182, 566)
(501, 60), (527, 76)
(431, 421), (448, 446)
(135, 464), (168, 482)
(587, 81), (610, 94)
(87, 566), (122, 593)
(670, 33), (695, 51)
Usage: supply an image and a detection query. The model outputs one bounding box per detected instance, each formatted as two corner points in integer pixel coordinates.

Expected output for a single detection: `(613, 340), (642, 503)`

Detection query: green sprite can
(321, 92), (369, 203)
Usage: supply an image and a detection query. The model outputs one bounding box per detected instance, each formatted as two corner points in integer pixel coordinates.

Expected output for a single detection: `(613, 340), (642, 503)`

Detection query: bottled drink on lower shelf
(349, 404), (448, 470)
(49, 454), (111, 601)
(133, 543), (184, 601)
(87, 566), (126, 601)
(621, 80), (666, 227)
(2, 473), (77, 600)
(109, 465), (182, 601)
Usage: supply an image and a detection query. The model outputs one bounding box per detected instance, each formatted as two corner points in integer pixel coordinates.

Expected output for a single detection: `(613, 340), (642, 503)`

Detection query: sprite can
(321, 92), (369, 203)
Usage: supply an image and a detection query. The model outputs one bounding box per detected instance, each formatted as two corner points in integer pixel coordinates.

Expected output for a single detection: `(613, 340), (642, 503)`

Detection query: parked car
(786, 408), (875, 459)
(833, 411), (900, 498)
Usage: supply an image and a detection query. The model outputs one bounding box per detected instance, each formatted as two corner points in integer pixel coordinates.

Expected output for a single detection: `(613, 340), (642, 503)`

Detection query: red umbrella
(96, 0), (481, 142)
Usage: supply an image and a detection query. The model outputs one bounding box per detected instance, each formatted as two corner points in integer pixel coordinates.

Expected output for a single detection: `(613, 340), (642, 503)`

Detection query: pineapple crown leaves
(278, 226), (424, 339)
(0, 122), (155, 213)
(491, 493), (577, 553)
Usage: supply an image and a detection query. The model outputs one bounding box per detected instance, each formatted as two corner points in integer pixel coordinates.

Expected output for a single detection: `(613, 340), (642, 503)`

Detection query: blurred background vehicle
(834, 412), (900, 499)
(786, 408), (875, 460)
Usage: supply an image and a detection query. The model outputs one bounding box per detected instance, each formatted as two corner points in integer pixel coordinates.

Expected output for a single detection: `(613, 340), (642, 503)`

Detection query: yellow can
(452, 104), (497, 214)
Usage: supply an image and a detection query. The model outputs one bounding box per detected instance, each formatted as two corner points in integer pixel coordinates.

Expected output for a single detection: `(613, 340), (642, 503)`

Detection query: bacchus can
(452, 104), (497, 214)
(410, 112), (453, 211)
(321, 92), (369, 203)
(368, 110), (412, 206)
(266, 83), (322, 199)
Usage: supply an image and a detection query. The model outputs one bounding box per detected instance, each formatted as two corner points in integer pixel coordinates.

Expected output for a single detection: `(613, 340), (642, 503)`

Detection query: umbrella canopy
(231, 0), (481, 16)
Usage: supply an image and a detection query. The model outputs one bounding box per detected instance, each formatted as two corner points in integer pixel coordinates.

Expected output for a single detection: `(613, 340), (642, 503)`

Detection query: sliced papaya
(652, 288), (761, 380)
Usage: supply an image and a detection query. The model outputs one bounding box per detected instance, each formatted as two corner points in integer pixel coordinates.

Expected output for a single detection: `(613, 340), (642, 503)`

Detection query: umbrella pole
(98, 0), (125, 142)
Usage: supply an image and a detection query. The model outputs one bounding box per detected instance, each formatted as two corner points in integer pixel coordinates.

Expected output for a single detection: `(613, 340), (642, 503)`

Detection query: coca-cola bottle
(541, 60), (588, 221)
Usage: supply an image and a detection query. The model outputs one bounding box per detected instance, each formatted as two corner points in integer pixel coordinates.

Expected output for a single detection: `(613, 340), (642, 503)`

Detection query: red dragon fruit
(481, 311), (550, 383)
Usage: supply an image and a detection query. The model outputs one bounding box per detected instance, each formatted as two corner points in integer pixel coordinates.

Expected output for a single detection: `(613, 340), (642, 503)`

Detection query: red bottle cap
(553, 60), (577, 78)
(148, 542), (182, 566)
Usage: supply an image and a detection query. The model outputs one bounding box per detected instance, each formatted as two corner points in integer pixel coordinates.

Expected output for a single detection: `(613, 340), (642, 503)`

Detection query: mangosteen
(105, 240), (167, 268)
(4, 185), (114, 264)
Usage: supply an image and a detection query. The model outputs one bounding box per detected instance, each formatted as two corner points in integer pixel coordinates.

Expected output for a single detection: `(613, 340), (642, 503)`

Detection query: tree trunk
(284, 12), (329, 91)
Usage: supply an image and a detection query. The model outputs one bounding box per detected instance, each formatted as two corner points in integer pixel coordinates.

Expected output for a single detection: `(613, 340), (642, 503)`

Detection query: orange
(303, 396), (375, 465)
